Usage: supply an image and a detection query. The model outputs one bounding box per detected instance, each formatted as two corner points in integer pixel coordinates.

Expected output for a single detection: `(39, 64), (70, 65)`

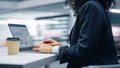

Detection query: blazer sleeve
(59, 3), (104, 64)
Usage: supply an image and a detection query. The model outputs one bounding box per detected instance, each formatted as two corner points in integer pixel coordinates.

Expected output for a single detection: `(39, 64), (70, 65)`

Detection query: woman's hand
(32, 43), (54, 53)
(42, 39), (60, 46)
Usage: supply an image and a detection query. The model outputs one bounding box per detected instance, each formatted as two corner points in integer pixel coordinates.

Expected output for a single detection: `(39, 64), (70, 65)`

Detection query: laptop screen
(8, 24), (34, 48)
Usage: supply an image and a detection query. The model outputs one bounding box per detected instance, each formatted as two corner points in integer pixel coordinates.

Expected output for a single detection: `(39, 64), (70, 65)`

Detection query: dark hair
(98, 0), (116, 10)
(75, 0), (116, 11)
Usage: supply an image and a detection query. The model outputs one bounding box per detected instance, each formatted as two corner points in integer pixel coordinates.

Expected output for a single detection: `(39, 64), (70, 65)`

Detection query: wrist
(50, 46), (54, 53)
(52, 46), (60, 54)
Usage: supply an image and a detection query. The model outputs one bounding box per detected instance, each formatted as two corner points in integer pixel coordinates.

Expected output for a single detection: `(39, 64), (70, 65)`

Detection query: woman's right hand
(42, 39), (60, 46)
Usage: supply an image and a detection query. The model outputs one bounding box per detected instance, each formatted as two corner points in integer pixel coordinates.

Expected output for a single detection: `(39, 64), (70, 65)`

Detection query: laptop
(8, 24), (35, 52)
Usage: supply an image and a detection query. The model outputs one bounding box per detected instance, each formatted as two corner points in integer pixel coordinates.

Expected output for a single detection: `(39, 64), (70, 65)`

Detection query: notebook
(8, 24), (35, 52)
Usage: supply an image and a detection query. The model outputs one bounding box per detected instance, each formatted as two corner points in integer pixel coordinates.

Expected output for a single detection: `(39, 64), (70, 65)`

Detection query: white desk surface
(0, 46), (57, 68)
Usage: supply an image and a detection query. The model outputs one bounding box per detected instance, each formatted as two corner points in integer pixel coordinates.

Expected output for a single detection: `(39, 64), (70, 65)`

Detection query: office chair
(82, 64), (120, 68)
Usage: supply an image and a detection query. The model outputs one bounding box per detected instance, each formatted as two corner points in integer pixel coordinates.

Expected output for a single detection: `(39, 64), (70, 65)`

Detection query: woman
(33, 0), (118, 68)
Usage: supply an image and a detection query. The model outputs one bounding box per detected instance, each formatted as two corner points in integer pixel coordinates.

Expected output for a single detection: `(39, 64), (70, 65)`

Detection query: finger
(32, 46), (40, 50)
(32, 47), (37, 50)
(43, 40), (52, 44)
(32, 47), (40, 51)
(43, 41), (49, 44)
(32, 47), (36, 50)
(33, 46), (39, 49)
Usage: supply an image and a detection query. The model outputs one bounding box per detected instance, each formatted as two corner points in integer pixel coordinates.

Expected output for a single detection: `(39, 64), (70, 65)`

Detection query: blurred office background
(0, 0), (120, 68)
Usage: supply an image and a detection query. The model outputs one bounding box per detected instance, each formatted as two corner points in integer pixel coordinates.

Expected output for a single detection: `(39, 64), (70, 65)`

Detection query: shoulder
(80, 1), (104, 12)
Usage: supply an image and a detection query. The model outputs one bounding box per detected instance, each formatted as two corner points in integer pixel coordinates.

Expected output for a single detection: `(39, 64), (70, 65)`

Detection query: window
(112, 26), (120, 41)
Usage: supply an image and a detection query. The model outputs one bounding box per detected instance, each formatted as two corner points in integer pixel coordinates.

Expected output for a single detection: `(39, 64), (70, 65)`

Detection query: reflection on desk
(0, 47), (57, 68)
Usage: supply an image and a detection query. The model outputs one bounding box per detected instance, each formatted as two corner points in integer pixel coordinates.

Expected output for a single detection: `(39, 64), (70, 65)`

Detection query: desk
(0, 47), (57, 68)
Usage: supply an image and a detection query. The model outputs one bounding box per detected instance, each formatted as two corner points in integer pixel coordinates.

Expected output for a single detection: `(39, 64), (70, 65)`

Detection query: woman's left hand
(32, 43), (54, 53)
(42, 39), (60, 46)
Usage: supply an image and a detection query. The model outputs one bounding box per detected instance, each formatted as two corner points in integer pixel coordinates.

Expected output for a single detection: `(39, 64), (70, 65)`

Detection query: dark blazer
(59, 1), (118, 68)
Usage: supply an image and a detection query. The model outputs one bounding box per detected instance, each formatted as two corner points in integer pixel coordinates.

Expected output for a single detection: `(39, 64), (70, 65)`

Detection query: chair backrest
(82, 64), (120, 68)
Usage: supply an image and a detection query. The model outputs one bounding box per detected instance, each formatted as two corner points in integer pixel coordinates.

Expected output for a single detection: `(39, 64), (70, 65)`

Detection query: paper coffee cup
(6, 37), (20, 55)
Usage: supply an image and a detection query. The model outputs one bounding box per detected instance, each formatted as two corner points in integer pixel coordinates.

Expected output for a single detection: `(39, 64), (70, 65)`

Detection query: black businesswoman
(33, 0), (119, 68)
